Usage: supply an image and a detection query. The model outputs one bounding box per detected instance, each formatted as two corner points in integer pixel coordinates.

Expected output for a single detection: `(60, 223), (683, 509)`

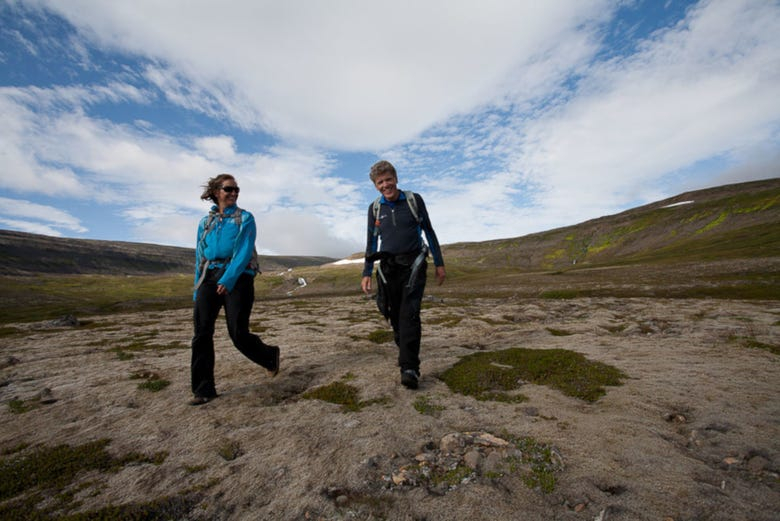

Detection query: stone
(747, 455), (769, 472)
(483, 451), (506, 474)
(474, 432), (509, 447)
(463, 449), (482, 470)
(440, 433), (463, 454)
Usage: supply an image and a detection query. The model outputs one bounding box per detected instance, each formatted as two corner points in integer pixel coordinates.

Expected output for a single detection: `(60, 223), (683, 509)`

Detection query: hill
(0, 230), (336, 276)
(441, 177), (780, 270)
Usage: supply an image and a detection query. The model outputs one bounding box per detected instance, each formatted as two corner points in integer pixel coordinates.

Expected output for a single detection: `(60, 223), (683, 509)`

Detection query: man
(361, 160), (446, 389)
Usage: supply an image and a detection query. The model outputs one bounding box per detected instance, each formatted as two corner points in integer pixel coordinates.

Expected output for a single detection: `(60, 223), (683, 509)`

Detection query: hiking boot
(189, 395), (214, 406)
(267, 345), (280, 377)
(401, 369), (419, 389)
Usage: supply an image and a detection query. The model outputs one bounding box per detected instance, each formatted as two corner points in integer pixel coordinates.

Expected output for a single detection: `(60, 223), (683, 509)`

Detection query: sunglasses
(221, 186), (240, 194)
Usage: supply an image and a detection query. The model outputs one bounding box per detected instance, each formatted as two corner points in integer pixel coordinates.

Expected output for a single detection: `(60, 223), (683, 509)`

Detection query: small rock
(574, 503), (587, 512)
(747, 455), (769, 472)
(664, 413), (686, 423)
(474, 432), (509, 447)
(522, 406), (539, 417)
(335, 495), (348, 506)
(440, 433), (463, 454)
(463, 449), (482, 470)
(415, 452), (435, 463)
(483, 451), (505, 474)
(38, 388), (57, 404)
(723, 456), (741, 466)
(0, 356), (20, 370)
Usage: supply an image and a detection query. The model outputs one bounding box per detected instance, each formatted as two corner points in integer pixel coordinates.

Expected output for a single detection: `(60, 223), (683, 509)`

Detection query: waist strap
(194, 257), (230, 290)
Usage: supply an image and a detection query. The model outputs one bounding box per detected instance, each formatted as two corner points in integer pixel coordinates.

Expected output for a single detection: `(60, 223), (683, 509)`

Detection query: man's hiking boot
(401, 369), (419, 389)
(267, 345), (280, 377)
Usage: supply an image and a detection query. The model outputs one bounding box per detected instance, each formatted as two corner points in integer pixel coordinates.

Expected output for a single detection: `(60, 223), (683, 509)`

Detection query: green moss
(546, 328), (573, 336)
(440, 348), (626, 403)
(729, 335), (780, 355)
(368, 329), (394, 344)
(217, 440), (242, 461)
(8, 398), (39, 414)
(539, 289), (579, 299)
(0, 439), (167, 505)
(430, 464), (473, 487)
(427, 314), (464, 327)
(506, 435), (562, 493)
(131, 371), (172, 392)
(413, 395), (445, 416)
(301, 381), (387, 412)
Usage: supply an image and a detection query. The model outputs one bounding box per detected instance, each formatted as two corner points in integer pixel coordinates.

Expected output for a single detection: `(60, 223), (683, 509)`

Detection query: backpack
(198, 207), (260, 274)
(372, 190), (420, 238)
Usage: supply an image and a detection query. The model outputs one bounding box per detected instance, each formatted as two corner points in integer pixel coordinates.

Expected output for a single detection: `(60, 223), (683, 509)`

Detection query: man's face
(374, 172), (399, 201)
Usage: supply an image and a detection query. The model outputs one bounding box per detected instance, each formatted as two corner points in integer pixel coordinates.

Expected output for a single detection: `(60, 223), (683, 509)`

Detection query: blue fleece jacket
(194, 204), (257, 298)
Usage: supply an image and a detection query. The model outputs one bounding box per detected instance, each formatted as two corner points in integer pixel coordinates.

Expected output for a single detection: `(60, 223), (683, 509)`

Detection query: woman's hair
(200, 173), (236, 204)
(369, 160), (397, 183)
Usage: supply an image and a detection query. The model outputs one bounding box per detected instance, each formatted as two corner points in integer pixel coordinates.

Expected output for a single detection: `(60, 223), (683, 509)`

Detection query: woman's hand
(216, 284), (228, 295)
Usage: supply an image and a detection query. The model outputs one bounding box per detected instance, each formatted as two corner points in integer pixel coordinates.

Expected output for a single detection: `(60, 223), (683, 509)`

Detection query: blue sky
(1, 0), (778, 258)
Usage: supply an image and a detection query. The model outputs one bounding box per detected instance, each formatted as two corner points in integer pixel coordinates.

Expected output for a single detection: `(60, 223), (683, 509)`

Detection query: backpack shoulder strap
(404, 191), (420, 223)
(372, 196), (382, 237)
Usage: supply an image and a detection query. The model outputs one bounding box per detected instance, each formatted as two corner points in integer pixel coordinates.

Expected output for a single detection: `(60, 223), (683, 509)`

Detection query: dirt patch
(1, 295), (778, 520)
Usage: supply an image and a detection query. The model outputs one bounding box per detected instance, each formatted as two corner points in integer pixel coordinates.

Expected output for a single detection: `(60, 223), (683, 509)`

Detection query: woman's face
(216, 179), (240, 209)
(373, 172), (399, 201)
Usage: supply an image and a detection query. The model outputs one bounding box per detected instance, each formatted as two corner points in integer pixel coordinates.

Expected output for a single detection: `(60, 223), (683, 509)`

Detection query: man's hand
(361, 276), (372, 295)
(435, 266), (446, 286)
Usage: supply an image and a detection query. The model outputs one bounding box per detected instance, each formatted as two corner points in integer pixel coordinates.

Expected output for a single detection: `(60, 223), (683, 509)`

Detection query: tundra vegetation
(0, 179), (777, 519)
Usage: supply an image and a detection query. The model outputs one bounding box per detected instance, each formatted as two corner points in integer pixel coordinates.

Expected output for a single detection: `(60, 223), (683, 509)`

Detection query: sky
(0, 0), (778, 259)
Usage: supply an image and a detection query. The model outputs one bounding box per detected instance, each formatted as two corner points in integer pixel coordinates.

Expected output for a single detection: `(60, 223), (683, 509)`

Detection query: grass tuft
(413, 395), (445, 416)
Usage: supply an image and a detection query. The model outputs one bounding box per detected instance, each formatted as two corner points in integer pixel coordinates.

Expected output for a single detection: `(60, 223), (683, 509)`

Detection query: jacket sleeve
(193, 217), (206, 300)
(362, 203), (378, 277)
(218, 211), (257, 292)
(416, 195), (445, 267)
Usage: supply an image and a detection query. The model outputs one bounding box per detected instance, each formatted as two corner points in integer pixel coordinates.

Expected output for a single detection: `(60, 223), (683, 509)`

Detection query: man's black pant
(380, 259), (427, 374)
(191, 270), (275, 398)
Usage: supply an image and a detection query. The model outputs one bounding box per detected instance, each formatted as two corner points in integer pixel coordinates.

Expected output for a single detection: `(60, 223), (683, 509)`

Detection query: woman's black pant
(380, 259), (427, 374)
(191, 270), (274, 398)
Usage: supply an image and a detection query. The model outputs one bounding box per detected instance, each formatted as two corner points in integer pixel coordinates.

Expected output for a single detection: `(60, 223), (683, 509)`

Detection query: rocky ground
(1, 293), (778, 520)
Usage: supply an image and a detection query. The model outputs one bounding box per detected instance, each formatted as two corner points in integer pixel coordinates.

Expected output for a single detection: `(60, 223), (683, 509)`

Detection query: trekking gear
(372, 191), (421, 238)
(401, 369), (419, 389)
(194, 207), (260, 290)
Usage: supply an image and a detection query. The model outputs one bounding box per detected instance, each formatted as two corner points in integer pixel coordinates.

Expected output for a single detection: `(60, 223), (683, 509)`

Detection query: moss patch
(0, 439), (171, 519)
(368, 329), (394, 344)
(130, 371), (171, 392)
(302, 380), (388, 412)
(440, 347), (626, 403)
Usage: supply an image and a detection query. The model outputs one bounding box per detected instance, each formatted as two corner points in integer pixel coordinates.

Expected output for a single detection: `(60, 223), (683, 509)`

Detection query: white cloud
(1, 83), (365, 253)
(517, 0), (780, 203)
(392, 0), (780, 242)
(31, 0), (614, 149)
(0, 197), (87, 234)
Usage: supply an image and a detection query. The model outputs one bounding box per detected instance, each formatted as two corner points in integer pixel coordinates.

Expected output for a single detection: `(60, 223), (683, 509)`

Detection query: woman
(190, 173), (280, 405)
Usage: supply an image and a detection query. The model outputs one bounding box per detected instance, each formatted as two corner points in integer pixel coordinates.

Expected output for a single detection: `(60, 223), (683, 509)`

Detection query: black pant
(380, 259), (427, 374)
(191, 270), (275, 397)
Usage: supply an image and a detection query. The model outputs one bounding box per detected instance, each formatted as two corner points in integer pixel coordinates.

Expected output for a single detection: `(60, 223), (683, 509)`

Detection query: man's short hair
(369, 160), (397, 183)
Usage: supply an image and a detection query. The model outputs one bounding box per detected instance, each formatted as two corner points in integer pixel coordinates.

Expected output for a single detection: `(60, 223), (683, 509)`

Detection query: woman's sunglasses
(221, 186), (240, 194)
